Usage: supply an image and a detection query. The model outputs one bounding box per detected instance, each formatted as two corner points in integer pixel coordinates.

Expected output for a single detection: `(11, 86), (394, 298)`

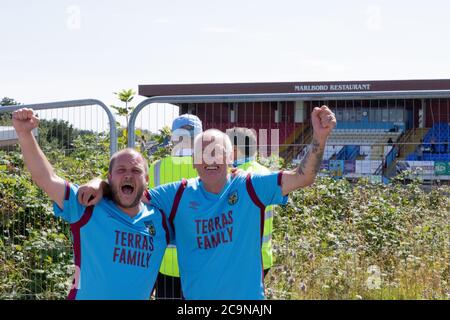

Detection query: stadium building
(139, 79), (450, 182)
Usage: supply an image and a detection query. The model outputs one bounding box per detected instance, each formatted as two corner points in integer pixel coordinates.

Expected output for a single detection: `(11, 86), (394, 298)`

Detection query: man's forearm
(281, 105), (335, 195)
(296, 136), (325, 181)
(100, 179), (112, 197)
(16, 131), (65, 206)
(281, 136), (326, 195)
(88, 177), (112, 197)
(17, 131), (57, 187)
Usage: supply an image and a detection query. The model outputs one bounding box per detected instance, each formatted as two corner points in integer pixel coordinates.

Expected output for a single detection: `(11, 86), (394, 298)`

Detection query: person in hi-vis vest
(228, 127), (275, 277)
(149, 114), (202, 299)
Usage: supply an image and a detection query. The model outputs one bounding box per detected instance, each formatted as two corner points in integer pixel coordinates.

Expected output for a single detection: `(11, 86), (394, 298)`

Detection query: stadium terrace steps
(326, 129), (401, 161)
(280, 123), (309, 159)
(285, 125), (313, 163)
(397, 128), (428, 160)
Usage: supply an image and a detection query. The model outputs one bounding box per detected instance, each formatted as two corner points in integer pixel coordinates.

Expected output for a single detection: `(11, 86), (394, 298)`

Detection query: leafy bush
(266, 176), (450, 300)
(0, 133), (109, 299)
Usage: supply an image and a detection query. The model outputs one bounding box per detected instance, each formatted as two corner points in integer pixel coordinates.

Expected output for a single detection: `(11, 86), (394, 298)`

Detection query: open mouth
(120, 182), (135, 195)
(204, 165), (219, 171)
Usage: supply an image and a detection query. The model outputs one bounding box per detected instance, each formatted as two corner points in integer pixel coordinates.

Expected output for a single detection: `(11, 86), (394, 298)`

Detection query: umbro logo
(189, 201), (200, 210)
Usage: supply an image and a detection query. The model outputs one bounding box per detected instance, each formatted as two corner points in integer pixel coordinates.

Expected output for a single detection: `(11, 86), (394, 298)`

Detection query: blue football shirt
(53, 181), (169, 300)
(148, 171), (287, 300)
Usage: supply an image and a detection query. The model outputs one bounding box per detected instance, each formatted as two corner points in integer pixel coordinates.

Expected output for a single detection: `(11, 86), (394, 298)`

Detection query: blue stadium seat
(409, 122), (450, 161)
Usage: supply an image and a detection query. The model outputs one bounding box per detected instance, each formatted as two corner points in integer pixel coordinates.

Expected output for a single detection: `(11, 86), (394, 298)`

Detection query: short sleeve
(52, 182), (87, 224)
(147, 181), (181, 217)
(153, 205), (174, 244)
(249, 171), (288, 206)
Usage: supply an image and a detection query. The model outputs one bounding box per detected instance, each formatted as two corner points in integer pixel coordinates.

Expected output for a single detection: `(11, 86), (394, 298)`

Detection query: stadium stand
(326, 128), (402, 160)
(406, 123), (450, 161)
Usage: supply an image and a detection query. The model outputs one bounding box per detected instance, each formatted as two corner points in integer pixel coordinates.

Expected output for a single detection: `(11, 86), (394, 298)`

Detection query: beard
(110, 183), (145, 209)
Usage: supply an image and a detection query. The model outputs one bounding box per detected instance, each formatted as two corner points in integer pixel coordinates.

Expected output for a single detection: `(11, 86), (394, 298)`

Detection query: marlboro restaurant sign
(138, 79), (450, 97)
(294, 83), (372, 92)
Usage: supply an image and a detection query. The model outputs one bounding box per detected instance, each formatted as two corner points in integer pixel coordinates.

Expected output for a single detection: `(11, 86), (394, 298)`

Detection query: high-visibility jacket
(237, 160), (274, 270)
(149, 156), (198, 277)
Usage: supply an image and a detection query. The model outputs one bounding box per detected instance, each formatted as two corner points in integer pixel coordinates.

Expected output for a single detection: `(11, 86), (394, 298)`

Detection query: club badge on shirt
(144, 220), (156, 237)
(227, 190), (239, 206)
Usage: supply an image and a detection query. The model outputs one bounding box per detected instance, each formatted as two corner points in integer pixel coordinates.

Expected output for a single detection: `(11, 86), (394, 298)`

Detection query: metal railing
(0, 99), (118, 156)
(127, 90), (450, 148)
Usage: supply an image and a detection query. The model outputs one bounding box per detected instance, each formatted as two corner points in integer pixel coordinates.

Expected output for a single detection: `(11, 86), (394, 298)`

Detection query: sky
(1, 0), (450, 131)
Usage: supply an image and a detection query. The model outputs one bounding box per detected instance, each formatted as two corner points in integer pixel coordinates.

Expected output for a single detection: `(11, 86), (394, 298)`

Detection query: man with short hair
(12, 108), (169, 300)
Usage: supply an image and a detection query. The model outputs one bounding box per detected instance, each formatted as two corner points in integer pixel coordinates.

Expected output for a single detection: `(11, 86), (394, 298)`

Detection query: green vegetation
(267, 175), (449, 300)
(0, 133), (109, 299)
(0, 97), (21, 125)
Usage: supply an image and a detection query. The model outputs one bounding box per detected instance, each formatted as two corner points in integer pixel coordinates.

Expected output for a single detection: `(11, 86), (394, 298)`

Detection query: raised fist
(310, 105), (336, 142)
(12, 108), (39, 133)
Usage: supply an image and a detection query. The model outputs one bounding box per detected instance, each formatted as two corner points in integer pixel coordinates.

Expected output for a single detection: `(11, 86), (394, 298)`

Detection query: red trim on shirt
(64, 181), (70, 200)
(144, 189), (151, 201)
(169, 179), (187, 234)
(67, 205), (94, 300)
(245, 173), (266, 286)
(159, 209), (170, 245)
(277, 171), (283, 186)
(245, 174), (266, 240)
